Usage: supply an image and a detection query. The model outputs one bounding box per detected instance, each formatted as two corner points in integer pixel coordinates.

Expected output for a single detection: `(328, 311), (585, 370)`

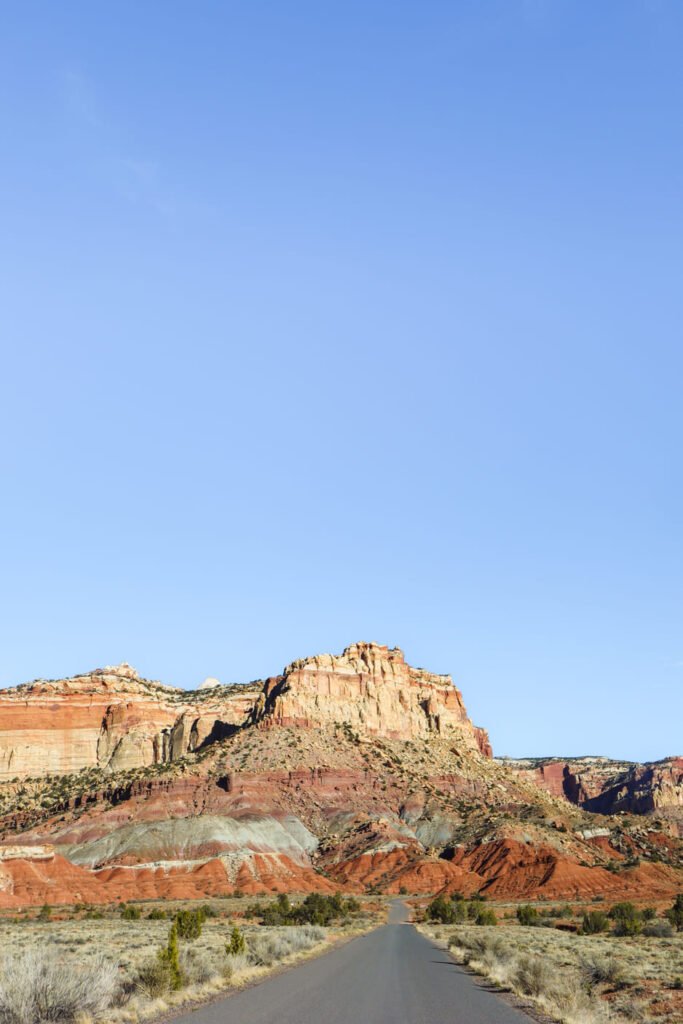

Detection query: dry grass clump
(448, 929), (609, 1023)
(580, 954), (624, 991)
(0, 948), (119, 1024)
(425, 922), (683, 1024)
(247, 925), (327, 967)
(0, 907), (369, 1024)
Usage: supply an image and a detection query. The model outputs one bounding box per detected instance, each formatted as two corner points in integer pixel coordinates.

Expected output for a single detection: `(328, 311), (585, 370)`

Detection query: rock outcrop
(257, 643), (492, 754)
(0, 664), (259, 781)
(0, 644), (491, 782)
(0, 642), (680, 907)
(503, 756), (683, 826)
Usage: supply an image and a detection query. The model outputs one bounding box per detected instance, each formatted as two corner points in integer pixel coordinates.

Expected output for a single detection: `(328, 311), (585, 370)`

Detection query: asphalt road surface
(173, 901), (531, 1024)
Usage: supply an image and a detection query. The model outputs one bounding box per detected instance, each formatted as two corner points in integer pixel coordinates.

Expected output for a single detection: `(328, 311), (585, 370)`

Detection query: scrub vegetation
(0, 896), (376, 1024)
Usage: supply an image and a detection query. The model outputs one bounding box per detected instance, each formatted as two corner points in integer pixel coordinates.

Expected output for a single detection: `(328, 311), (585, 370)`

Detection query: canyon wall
(0, 664), (258, 781)
(259, 643), (492, 754)
(504, 755), (683, 823)
(0, 643), (491, 781)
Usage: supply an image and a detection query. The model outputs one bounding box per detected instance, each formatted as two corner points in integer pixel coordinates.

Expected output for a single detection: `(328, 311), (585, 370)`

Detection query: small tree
(174, 909), (204, 941)
(666, 894), (683, 931)
(158, 923), (182, 990)
(226, 925), (246, 956)
(38, 903), (52, 922)
(121, 904), (142, 920)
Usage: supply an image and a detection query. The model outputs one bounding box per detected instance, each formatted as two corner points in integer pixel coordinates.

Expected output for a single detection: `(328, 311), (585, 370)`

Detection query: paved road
(174, 901), (531, 1024)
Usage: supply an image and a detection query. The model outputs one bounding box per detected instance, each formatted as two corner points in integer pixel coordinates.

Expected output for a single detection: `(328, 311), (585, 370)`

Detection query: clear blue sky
(1, 2), (681, 762)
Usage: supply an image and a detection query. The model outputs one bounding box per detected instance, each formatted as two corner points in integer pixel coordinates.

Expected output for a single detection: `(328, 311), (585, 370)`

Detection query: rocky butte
(0, 642), (680, 907)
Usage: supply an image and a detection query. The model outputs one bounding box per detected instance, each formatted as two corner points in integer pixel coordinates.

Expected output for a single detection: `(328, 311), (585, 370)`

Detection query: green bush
(174, 908), (205, 940)
(609, 902), (642, 936)
(475, 907), (497, 926)
(256, 893), (358, 927)
(516, 904), (539, 927)
(198, 903), (218, 919)
(38, 903), (52, 922)
(120, 904), (142, 920)
(147, 908), (167, 920)
(665, 894), (683, 931)
(426, 896), (459, 924)
(580, 911), (610, 935)
(226, 925), (246, 956)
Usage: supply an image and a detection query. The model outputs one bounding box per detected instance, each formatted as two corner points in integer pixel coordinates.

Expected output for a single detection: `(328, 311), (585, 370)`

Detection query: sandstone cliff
(0, 663), (258, 781)
(502, 755), (683, 826)
(256, 643), (492, 755)
(0, 643), (680, 908)
(0, 643), (491, 782)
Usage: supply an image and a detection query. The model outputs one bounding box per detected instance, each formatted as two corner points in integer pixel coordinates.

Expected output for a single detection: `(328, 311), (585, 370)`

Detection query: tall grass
(447, 929), (610, 1024)
(0, 948), (119, 1024)
(247, 925), (327, 967)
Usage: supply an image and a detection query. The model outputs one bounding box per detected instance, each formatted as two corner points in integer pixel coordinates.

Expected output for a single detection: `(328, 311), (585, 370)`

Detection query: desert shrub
(222, 953), (249, 981)
(427, 896), (459, 924)
(257, 893), (357, 927)
(511, 955), (554, 997)
(135, 959), (170, 998)
(643, 920), (674, 937)
(449, 931), (504, 964)
(475, 907), (497, 926)
(158, 923), (183, 990)
(545, 974), (605, 1020)
(174, 908), (204, 940)
(247, 925), (325, 966)
(179, 948), (214, 985)
(666, 894), (683, 931)
(226, 925), (246, 956)
(610, 902), (642, 936)
(120, 904), (141, 920)
(516, 904), (539, 927)
(0, 948), (118, 1024)
(198, 903), (218, 919)
(580, 910), (610, 935)
(580, 955), (624, 990)
(641, 906), (657, 921)
(147, 908), (167, 920)
(459, 933), (508, 963)
(37, 904), (52, 923)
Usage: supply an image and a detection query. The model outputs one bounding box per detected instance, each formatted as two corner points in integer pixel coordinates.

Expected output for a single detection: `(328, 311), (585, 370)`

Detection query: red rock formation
(0, 644), (491, 782)
(505, 756), (683, 829)
(258, 643), (492, 754)
(0, 642), (680, 907)
(0, 665), (259, 781)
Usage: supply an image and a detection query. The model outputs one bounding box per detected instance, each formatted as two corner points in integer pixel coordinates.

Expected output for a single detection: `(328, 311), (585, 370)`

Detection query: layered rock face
(259, 643), (492, 755)
(504, 756), (683, 823)
(0, 644), (491, 781)
(0, 642), (680, 908)
(0, 664), (258, 781)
